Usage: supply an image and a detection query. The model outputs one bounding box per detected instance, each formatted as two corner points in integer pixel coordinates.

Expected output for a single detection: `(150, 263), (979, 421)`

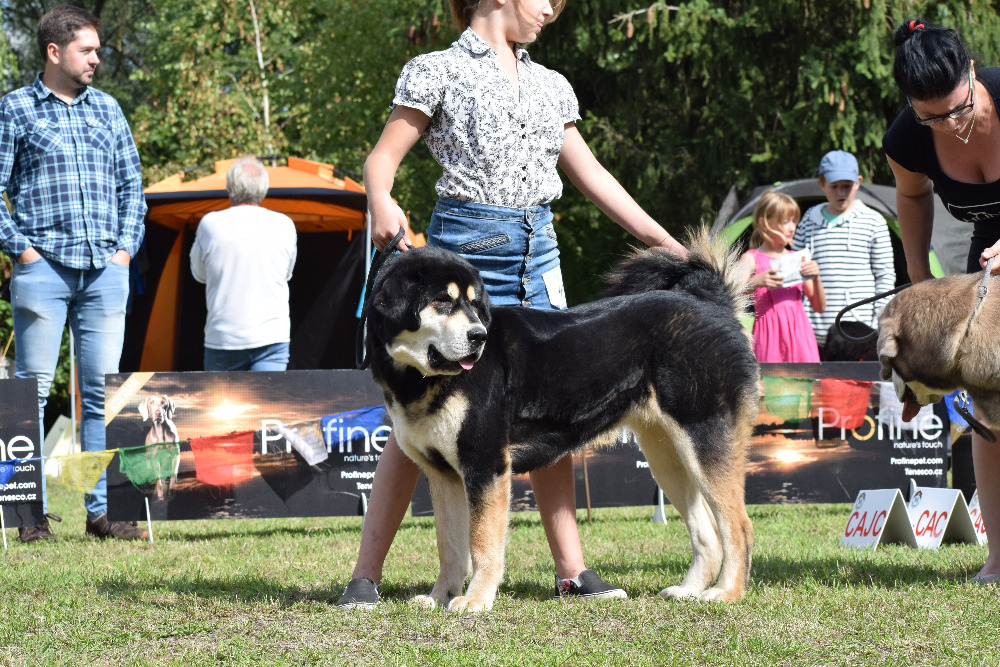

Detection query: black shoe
(18, 512), (61, 543)
(554, 569), (628, 600)
(85, 513), (149, 541)
(336, 577), (380, 609)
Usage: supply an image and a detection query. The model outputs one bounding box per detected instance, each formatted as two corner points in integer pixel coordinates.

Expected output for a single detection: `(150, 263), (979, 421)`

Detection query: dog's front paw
(446, 595), (492, 613)
(659, 585), (701, 601)
(697, 586), (743, 603)
(410, 594), (440, 610)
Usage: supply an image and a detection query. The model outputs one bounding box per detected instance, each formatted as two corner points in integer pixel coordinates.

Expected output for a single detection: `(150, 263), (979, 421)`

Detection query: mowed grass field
(1, 484), (997, 666)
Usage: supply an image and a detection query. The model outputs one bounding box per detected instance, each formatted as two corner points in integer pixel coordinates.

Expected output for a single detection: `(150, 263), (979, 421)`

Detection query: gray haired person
(190, 157), (298, 371)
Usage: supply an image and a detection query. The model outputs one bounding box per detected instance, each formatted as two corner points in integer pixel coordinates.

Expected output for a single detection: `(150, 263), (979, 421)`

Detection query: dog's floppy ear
(165, 396), (176, 415)
(138, 397), (150, 421)
(877, 334), (899, 381)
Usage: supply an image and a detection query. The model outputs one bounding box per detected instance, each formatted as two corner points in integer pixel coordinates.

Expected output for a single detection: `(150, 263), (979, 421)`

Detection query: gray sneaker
(554, 569), (628, 600)
(336, 577), (380, 608)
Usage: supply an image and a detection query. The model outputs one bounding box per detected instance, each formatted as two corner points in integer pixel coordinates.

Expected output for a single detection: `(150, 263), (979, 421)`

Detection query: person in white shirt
(190, 157), (297, 371)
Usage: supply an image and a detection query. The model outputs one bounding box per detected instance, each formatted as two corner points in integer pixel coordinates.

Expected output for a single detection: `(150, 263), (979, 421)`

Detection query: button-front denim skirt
(427, 198), (567, 310)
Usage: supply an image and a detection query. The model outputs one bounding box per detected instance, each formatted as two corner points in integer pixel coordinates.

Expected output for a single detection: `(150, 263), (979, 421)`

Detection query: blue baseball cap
(817, 150), (859, 183)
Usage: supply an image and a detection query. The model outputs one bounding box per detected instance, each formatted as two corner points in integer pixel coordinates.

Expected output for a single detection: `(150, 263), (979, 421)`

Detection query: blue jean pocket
(460, 234), (511, 254)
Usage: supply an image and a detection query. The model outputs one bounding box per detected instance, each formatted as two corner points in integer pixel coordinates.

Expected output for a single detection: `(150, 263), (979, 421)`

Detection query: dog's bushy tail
(602, 226), (753, 320)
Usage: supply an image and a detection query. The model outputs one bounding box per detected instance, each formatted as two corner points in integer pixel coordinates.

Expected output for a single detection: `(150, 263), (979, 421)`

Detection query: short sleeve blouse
(393, 28), (581, 209)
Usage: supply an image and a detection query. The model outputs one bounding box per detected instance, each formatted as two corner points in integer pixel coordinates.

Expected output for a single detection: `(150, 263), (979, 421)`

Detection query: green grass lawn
(1, 485), (997, 666)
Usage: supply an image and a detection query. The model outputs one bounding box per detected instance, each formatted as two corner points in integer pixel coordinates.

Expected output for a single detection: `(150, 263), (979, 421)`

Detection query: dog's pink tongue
(902, 395), (921, 422)
(460, 358), (475, 370)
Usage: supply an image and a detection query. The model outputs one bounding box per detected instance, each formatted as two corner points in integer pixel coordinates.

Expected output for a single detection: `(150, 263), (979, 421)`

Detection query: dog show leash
(954, 256), (997, 441)
(833, 283), (910, 344)
(355, 228), (407, 371)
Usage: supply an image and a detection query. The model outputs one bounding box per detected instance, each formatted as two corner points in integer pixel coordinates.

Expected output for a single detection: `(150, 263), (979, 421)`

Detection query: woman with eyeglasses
(883, 18), (1000, 584)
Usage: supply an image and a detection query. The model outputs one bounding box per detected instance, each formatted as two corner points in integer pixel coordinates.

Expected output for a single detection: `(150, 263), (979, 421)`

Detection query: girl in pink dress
(740, 191), (826, 362)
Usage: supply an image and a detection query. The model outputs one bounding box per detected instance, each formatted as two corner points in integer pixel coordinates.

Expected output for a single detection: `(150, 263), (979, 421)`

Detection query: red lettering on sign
(845, 510), (886, 538)
(915, 510), (948, 538)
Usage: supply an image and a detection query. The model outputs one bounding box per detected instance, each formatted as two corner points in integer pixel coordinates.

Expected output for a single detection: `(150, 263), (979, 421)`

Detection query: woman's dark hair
(892, 17), (970, 100)
(448, 0), (565, 33)
(36, 5), (100, 60)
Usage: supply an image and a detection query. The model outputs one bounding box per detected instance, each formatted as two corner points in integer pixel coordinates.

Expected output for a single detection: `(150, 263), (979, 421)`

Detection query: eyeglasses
(908, 69), (975, 127)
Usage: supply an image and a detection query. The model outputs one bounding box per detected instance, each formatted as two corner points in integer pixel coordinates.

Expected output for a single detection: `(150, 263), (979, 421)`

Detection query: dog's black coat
(365, 240), (758, 610)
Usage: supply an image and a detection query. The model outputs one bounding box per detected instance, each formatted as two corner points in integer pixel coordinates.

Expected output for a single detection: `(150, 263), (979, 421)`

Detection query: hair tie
(908, 20), (925, 32)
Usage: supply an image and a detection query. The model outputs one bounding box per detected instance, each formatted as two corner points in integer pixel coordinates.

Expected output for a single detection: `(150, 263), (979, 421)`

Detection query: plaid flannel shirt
(0, 75), (146, 269)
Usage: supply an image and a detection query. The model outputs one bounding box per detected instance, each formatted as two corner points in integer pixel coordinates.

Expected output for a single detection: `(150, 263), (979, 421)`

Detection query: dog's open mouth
(901, 385), (921, 423)
(428, 345), (478, 374)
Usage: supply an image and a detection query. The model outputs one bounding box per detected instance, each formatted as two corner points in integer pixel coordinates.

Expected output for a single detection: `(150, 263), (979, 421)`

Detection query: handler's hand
(981, 242), (1000, 274)
(369, 195), (413, 253)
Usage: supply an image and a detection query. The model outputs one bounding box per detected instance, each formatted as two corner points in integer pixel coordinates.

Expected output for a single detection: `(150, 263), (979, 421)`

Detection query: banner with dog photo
(104, 370), (389, 521)
(414, 362), (950, 513)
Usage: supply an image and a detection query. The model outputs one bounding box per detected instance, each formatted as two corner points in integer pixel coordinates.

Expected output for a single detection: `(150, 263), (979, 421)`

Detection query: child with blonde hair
(740, 191), (825, 362)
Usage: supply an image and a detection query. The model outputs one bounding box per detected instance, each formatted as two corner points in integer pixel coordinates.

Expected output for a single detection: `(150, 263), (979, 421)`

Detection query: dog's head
(368, 246), (491, 377)
(139, 395), (176, 424)
(877, 305), (944, 422)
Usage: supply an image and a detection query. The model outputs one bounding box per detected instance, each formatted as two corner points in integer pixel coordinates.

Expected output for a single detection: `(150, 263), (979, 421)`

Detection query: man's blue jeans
(203, 342), (290, 372)
(11, 256), (129, 520)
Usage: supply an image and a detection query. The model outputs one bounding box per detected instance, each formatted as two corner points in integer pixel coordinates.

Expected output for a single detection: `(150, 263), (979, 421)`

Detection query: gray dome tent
(710, 179), (972, 279)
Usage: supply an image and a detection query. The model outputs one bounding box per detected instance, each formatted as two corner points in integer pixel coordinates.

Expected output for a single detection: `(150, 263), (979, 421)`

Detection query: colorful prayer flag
(47, 451), (116, 494)
(763, 376), (813, 422)
(189, 430), (256, 486)
(0, 459), (15, 489)
(819, 379), (873, 430)
(321, 405), (388, 449)
(118, 443), (181, 486)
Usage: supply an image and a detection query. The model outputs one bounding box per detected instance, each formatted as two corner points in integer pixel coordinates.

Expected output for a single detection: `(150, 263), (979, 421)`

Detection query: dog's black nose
(468, 327), (487, 345)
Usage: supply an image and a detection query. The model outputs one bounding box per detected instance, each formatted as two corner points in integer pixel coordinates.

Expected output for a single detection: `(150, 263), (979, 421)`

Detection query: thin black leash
(355, 228), (407, 371)
(833, 259), (997, 443)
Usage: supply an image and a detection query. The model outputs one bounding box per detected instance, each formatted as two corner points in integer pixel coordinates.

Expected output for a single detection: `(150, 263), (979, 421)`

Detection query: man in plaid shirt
(0, 5), (147, 542)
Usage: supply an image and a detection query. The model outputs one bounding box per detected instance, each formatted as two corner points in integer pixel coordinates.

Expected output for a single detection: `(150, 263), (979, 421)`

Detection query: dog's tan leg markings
(634, 421), (721, 599)
(447, 470), (512, 613)
(412, 464), (472, 610)
(629, 395), (754, 603)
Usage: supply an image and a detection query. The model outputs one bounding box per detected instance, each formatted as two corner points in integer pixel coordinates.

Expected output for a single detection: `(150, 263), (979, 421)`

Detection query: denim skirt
(427, 198), (567, 310)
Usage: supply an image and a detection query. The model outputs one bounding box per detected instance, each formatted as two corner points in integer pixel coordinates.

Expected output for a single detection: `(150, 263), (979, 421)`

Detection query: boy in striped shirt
(792, 150), (895, 351)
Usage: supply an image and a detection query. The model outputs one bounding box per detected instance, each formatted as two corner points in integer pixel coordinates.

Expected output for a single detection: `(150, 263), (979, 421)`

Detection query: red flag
(820, 379), (873, 430)
(189, 430), (256, 486)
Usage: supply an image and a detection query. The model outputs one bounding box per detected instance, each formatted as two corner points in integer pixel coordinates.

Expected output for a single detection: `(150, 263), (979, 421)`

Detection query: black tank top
(882, 67), (1000, 226)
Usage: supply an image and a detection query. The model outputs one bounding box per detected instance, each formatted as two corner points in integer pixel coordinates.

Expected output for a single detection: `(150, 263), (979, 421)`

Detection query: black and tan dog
(878, 270), (1000, 425)
(363, 231), (759, 611)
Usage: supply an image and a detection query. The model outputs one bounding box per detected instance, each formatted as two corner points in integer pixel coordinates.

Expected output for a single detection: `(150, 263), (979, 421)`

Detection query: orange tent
(123, 157), (370, 373)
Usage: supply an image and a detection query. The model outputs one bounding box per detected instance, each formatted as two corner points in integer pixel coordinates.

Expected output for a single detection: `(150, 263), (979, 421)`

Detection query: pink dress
(748, 249), (820, 363)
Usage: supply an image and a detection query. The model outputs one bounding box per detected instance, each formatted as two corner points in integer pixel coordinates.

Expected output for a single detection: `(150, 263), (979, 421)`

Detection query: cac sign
(906, 486), (978, 549)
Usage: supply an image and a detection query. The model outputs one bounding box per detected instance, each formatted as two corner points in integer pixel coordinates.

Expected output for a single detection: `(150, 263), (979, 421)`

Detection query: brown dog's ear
(877, 335), (898, 381)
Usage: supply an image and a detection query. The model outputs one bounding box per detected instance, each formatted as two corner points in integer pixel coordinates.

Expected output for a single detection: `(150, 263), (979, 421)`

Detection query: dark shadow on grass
(97, 572), (342, 607)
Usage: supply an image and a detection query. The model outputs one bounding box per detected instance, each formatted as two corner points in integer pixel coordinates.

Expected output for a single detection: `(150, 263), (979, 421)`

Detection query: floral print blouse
(393, 28), (581, 209)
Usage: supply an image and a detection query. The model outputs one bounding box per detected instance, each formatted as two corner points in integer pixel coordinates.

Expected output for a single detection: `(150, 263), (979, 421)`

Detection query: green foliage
(533, 0), (1000, 302)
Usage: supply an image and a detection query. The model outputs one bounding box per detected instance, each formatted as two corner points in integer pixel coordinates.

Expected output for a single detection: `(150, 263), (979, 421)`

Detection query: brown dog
(877, 271), (1000, 425)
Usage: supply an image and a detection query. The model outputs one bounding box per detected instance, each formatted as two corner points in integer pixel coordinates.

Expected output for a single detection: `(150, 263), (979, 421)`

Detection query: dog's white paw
(659, 585), (701, 601)
(698, 587), (741, 602)
(410, 594), (440, 610)
(446, 595), (492, 613)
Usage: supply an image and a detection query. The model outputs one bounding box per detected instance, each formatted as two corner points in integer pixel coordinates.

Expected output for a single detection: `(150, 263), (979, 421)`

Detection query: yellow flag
(48, 451), (117, 494)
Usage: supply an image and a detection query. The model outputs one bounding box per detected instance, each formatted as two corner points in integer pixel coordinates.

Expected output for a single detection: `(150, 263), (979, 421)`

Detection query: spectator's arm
(113, 103), (147, 258)
(0, 104), (30, 260)
(887, 155), (935, 283)
(870, 218), (896, 326)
